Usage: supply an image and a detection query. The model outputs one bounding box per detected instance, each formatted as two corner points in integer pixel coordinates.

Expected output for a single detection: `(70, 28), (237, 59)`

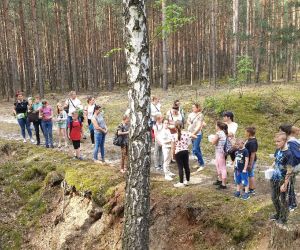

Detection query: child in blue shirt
(234, 139), (250, 200)
(270, 132), (294, 224)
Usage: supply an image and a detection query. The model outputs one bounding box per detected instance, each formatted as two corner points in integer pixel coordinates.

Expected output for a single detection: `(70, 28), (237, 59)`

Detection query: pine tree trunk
(54, 0), (66, 92)
(232, 0), (239, 79)
(162, 0), (168, 91)
(67, 0), (78, 91)
(211, 0), (217, 87)
(122, 0), (151, 249)
(31, 0), (44, 97)
(84, 0), (92, 91)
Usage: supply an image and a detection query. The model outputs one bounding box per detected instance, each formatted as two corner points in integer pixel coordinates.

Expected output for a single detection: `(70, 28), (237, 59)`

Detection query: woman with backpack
(13, 92), (34, 143)
(92, 105), (108, 163)
(210, 121), (228, 190)
(116, 115), (130, 173)
(223, 111), (238, 166)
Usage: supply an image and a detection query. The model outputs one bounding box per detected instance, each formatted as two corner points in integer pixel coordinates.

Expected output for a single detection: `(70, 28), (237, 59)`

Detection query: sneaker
(269, 214), (279, 221)
(30, 138), (35, 143)
(234, 191), (241, 198)
(170, 160), (176, 164)
(46, 145), (49, 148)
(155, 167), (162, 171)
(192, 164), (200, 169)
(93, 159), (102, 164)
(101, 159), (106, 163)
(241, 193), (250, 200)
(192, 155), (198, 161)
(276, 219), (287, 225)
(58, 144), (62, 148)
(249, 189), (256, 195)
(23, 139), (27, 143)
(216, 185), (227, 190)
(169, 172), (176, 177)
(289, 205), (297, 212)
(213, 180), (222, 186)
(165, 175), (173, 181)
(196, 166), (205, 172)
(174, 182), (185, 188)
(78, 156), (83, 160)
(184, 180), (190, 186)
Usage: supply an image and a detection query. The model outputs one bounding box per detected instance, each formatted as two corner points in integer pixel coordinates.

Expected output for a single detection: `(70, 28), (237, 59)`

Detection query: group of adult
(150, 96), (244, 188)
(13, 91), (129, 172)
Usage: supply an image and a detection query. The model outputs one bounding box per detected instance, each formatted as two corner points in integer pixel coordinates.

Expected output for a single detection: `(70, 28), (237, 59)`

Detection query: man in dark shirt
(245, 127), (258, 195)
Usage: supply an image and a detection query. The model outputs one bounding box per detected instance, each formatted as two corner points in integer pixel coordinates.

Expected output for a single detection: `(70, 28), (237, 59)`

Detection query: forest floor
(1, 83), (300, 249)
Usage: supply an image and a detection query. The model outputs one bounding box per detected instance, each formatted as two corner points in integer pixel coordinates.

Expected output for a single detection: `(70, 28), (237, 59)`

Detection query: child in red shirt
(68, 111), (83, 160)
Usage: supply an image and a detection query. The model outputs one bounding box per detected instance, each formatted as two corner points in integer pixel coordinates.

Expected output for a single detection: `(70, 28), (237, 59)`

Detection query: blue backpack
(288, 140), (300, 167)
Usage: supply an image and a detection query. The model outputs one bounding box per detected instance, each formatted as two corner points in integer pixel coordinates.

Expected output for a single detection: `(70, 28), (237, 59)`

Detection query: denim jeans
(17, 118), (32, 139)
(41, 120), (53, 146)
(93, 132), (106, 160)
(192, 134), (205, 166)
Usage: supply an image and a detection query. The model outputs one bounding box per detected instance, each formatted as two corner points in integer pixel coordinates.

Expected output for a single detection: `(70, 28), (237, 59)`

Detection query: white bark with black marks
(122, 0), (151, 249)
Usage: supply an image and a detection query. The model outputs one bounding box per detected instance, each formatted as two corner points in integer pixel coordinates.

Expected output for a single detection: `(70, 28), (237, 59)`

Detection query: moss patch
(0, 140), (122, 249)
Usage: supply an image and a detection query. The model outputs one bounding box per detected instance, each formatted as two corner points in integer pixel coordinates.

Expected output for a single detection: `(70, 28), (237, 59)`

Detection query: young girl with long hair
(211, 121), (228, 189)
(173, 121), (193, 188)
(55, 103), (68, 148)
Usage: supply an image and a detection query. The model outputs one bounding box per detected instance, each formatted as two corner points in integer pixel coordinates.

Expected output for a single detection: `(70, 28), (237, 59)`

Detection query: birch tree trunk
(122, 0), (151, 249)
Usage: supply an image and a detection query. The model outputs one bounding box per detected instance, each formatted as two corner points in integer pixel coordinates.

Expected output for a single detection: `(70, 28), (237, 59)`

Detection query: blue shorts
(248, 162), (256, 178)
(235, 170), (249, 187)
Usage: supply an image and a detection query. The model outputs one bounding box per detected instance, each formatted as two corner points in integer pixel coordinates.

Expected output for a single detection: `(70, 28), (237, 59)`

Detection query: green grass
(201, 85), (300, 163)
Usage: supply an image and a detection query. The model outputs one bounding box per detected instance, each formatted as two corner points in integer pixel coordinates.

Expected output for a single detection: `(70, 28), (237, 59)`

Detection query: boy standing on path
(234, 139), (250, 200)
(270, 132), (293, 224)
(245, 127), (258, 195)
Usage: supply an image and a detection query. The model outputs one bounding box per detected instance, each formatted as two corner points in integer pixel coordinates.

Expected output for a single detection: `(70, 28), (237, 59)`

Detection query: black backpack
(223, 137), (233, 156)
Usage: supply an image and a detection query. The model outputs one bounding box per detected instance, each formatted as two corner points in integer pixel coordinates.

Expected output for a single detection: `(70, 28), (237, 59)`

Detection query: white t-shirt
(150, 103), (161, 121)
(65, 98), (82, 116)
(227, 122), (238, 136)
(87, 104), (95, 120)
